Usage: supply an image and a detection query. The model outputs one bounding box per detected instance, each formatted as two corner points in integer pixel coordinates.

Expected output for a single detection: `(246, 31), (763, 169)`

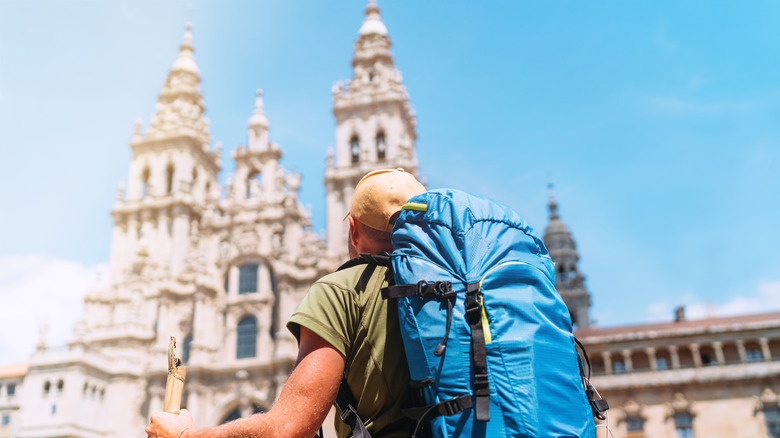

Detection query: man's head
(345, 168), (425, 258)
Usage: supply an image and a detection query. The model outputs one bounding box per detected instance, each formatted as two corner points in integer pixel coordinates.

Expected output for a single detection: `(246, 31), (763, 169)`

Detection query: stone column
(736, 340), (747, 363)
(148, 387), (165, 418)
(669, 345), (680, 369)
(691, 343), (702, 368)
(713, 341), (725, 366)
(602, 351), (613, 375)
(760, 338), (772, 362)
(190, 297), (208, 364)
(646, 347), (657, 371)
(622, 349), (633, 373)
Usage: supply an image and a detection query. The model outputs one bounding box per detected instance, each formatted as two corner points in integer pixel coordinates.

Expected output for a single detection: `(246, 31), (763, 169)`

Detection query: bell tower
(324, 0), (420, 262)
(543, 184), (592, 328)
(108, 22), (220, 294)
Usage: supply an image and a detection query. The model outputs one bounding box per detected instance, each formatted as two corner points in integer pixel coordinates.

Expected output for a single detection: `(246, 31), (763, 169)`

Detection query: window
(182, 335), (193, 364)
(56, 379), (64, 393)
(626, 415), (644, 432)
(376, 131), (386, 161)
(165, 164), (174, 194)
(613, 360), (627, 374)
(247, 170), (260, 199)
(236, 316), (258, 359)
(222, 408), (241, 424)
(1, 414), (9, 426)
(141, 167), (150, 198)
(51, 404), (57, 415)
(656, 357), (669, 370)
(765, 406), (780, 438)
(350, 135), (360, 164)
(674, 412), (693, 438)
(747, 348), (763, 363)
(6, 383), (14, 397)
(43, 381), (51, 395)
(238, 264), (259, 294)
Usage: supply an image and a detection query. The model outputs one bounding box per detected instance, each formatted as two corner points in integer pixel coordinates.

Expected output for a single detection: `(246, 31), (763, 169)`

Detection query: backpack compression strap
(464, 282), (490, 422)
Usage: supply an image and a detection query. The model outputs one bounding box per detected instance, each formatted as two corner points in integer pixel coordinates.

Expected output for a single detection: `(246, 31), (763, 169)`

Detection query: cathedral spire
(247, 89), (270, 150)
(548, 182), (560, 221)
(147, 22), (210, 145)
(543, 184), (592, 328)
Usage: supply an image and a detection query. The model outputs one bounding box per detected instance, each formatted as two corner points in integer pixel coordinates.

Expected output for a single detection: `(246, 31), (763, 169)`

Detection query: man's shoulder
(316, 262), (387, 291)
(317, 263), (370, 287)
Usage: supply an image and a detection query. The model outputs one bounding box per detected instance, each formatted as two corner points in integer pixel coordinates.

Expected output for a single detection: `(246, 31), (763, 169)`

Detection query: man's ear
(348, 216), (360, 248)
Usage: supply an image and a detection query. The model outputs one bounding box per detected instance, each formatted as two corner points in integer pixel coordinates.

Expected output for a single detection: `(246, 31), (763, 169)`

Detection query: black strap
(464, 282), (490, 422)
(334, 380), (372, 438)
(381, 280), (453, 300)
(403, 395), (473, 438)
(574, 337), (609, 420)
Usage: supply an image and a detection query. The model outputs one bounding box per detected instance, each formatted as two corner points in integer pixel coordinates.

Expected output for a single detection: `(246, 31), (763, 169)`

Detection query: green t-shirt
(287, 263), (411, 438)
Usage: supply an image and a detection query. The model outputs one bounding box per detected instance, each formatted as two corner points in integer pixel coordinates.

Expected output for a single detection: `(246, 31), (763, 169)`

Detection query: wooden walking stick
(164, 336), (187, 413)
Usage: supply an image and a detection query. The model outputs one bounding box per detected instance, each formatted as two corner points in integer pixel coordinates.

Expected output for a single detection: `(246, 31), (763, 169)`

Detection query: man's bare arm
(146, 327), (345, 438)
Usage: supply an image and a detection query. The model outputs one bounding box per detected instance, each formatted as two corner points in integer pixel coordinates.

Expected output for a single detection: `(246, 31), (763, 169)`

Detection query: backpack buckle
(434, 281), (455, 299)
(464, 294), (482, 317)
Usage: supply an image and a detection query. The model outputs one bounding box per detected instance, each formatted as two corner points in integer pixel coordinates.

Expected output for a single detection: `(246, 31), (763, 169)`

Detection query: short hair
(359, 220), (392, 244)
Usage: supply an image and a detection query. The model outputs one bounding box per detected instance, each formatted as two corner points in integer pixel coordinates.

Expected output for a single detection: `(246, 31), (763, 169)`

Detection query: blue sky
(1, 1), (780, 364)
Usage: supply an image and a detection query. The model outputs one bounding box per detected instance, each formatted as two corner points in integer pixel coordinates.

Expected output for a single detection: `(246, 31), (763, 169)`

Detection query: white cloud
(0, 255), (102, 365)
(644, 279), (780, 323)
(715, 279), (780, 317)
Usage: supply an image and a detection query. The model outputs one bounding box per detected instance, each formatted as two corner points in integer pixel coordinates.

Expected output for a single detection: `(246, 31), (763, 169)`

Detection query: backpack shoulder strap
(331, 253), (393, 438)
(334, 381), (372, 438)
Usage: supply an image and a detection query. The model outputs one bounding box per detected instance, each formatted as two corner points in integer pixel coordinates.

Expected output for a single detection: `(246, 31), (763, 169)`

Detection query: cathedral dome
(171, 23), (199, 75)
(359, 0), (388, 36)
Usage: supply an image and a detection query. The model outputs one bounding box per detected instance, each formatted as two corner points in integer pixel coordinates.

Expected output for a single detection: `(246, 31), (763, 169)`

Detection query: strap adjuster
(339, 405), (358, 427)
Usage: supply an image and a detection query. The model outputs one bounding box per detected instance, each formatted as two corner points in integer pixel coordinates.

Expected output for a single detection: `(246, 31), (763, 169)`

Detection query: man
(146, 168), (425, 438)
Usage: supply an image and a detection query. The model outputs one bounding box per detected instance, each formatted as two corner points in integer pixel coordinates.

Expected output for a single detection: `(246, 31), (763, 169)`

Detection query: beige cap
(345, 168), (426, 232)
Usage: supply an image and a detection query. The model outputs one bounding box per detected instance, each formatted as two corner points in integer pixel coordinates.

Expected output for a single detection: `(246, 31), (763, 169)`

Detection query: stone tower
(543, 185), (592, 328)
(324, 0), (420, 262)
(109, 22), (219, 291)
(17, 24), (328, 437)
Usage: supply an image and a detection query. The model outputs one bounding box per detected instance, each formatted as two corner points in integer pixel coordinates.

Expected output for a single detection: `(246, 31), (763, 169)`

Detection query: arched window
(43, 381), (51, 395)
(247, 170), (261, 199)
(141, 167), (150, 198)
(182, 334), (193, 364)
(236, 316), (258, 359)
(350, 135), (360, 164)
(56, 379), (64, 393)
(238, 264), (259, 294)
(165, 163), (174, 194)
(376, 131), (386, 161)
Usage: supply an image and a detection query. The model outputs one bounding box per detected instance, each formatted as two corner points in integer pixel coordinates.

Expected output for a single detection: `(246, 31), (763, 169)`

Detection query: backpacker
(379, 188), (604, 437)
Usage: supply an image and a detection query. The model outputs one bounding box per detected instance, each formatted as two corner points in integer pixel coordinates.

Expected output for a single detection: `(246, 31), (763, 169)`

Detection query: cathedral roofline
(576, 310), (780, 342)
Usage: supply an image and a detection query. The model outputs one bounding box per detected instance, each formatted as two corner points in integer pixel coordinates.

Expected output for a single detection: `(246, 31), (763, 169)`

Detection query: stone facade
(4, 2), (778, 438)
(578, 311), (780, 438)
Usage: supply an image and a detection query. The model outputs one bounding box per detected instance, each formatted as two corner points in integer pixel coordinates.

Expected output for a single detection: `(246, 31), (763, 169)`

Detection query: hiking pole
(164, 336), (187, 413)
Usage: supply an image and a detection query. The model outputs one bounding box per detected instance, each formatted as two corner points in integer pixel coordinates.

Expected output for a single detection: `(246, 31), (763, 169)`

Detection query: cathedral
(2, 2), (780, 438)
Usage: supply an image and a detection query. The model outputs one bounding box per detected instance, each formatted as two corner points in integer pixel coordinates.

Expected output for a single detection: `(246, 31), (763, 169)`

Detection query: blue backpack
(379, 189), (605, 438)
